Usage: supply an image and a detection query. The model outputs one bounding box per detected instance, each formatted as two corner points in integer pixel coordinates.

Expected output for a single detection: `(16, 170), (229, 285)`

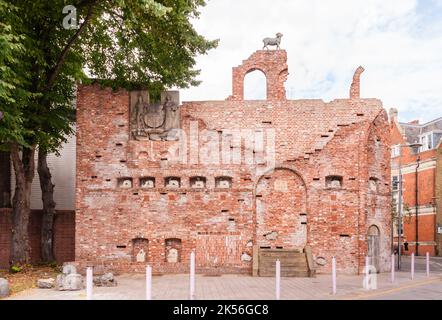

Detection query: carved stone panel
(130, 90), (181, 141)
(140, 177), (155, 189)
(165, 177), (180, 188)
(118, 178), (133, 189)
(190, 177), (206, 189)
(216, 177), (232, 189)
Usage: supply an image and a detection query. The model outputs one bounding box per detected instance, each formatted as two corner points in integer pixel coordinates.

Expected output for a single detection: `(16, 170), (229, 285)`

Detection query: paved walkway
(5, 271), (442, 300)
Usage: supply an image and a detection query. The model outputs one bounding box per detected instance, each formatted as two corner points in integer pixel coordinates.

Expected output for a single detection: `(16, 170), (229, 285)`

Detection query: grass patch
(0, 265), (60, 297)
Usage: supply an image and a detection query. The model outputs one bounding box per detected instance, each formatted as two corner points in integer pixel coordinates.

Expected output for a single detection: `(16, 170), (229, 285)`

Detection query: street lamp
(396, 142), (422, 270)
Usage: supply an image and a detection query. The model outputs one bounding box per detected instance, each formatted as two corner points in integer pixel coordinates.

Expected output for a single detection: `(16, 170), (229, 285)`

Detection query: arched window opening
(244, 69), (267, 100)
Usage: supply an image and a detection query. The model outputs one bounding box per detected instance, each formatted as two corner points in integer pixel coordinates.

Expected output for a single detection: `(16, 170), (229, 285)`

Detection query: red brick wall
(390, 121), (438, 255)
(0, 209), (75, 269)
(75, 50), (391, 275)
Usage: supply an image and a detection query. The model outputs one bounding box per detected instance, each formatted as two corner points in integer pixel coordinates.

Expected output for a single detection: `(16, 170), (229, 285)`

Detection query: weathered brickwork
(75, 50), (391, 275)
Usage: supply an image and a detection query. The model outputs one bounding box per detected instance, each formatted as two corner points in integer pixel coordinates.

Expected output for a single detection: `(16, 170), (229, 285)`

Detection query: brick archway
(228, 50), (289, 101)
(254, 168), (307, 250)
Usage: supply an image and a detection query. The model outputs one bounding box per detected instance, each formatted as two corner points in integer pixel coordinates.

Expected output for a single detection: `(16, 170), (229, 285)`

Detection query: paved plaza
(4, 272), (441, 300)
(4, 256), (442, 300)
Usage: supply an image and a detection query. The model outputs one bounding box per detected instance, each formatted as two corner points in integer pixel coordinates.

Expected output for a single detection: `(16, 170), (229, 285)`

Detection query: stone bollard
(86, 267), (93, 300)
(391, 254), (395, 283)
(332, 257), (336, 295)
(146, 265), (152, 300)
(426, 252), (430, 277)
(190, 250), (195, 300)
(0, 278), (9, 298)
(411, 253), (415, 280)
(275, 259), (280, 300)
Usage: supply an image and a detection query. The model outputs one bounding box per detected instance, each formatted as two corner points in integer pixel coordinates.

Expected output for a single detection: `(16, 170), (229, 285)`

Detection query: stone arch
(254, 168), (308, 250)
(244, 68), (267, 100)
(367, 225), (380, 272)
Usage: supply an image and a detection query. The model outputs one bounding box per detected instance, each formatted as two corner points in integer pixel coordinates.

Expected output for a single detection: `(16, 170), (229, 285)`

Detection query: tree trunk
(9, 143), (35, 267)
(37, 149), (56, 263)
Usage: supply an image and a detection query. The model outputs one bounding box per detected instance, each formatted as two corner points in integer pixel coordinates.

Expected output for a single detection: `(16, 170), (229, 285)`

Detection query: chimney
(389, 108), (398, 124)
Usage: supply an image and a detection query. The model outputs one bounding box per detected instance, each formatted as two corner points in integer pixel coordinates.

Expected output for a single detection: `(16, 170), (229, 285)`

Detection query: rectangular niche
(165, 238), (182, 263)
(117, 177), (133, 189)
(190, 176), (207, 189)
(215, 176), (232, 189)
(369, 177), (378, 192)
(132, 238), (148, 263)
(165, 176), (181, 188)
(140, 177), (155, 189)
(325, 175), (343, 189)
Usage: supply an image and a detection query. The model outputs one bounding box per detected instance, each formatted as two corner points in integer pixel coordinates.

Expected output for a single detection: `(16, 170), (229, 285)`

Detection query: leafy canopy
(0, 0), (218, 152)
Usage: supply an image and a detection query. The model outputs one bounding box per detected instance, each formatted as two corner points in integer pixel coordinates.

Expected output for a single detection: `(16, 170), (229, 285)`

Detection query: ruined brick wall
(0, 209), (75, 268)
(75, 50), (391, 274)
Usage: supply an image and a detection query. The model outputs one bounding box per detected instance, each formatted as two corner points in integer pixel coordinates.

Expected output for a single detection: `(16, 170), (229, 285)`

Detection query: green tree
(0, 0), (217, 266)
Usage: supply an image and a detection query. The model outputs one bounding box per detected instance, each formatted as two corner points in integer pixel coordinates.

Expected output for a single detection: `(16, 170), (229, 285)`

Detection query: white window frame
(391, 144), (401, 158)
(419, 132), (433, 152)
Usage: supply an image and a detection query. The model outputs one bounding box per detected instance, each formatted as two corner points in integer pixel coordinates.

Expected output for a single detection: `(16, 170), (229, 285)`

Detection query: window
(391, 145), (401, 158)
(392, 176), (399, 191)
(419, 133), (433, 152)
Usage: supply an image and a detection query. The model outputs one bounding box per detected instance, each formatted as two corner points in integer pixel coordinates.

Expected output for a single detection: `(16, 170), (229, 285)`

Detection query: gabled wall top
(227, 50), (288, 101)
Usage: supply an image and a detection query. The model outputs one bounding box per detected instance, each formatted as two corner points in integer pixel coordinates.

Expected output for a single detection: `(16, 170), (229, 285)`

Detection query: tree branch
(44, 2), (97, 92)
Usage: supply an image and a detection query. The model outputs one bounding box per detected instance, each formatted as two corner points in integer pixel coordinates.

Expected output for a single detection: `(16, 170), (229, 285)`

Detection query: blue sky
(180, 0), (442, 124)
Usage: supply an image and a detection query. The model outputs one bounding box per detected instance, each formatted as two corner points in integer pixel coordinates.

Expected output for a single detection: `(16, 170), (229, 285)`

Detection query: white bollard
(426, 252), (430, 277)
(86, 267), (93, 300)
(391, 254), (395, 283)
(275, 259), (281, 300)
(411, 253), (415, 280)
(190, 250), (196, 300)
(332, 257), (336, 295)
(364, 256), (370, 290)
(146, 265), (152, 300)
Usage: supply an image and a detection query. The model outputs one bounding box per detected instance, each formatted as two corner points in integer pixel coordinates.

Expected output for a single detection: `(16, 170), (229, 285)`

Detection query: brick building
(390, 111), (442, 256)
(75, 49), (391, 275)
(0, 136), (76, 268)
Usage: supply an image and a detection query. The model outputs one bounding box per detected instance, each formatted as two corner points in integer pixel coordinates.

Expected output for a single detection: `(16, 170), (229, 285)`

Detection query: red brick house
(390, 110), (442, 256)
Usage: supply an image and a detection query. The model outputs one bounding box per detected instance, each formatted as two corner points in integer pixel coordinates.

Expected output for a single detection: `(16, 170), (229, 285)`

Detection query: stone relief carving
(166, 248), (178, 263)
(191, 177), (206, 188)
(165, 177), (180, 188)
(136, 249), (146, 262)
(130, 90), (180, 141)
(140, 177), (155, 188)
(216, 177), (232, 188)
(118, 178), (132, 189)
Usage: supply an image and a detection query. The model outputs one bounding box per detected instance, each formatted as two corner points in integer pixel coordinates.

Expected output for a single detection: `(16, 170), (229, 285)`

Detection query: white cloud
(180, 0), (442, 123)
